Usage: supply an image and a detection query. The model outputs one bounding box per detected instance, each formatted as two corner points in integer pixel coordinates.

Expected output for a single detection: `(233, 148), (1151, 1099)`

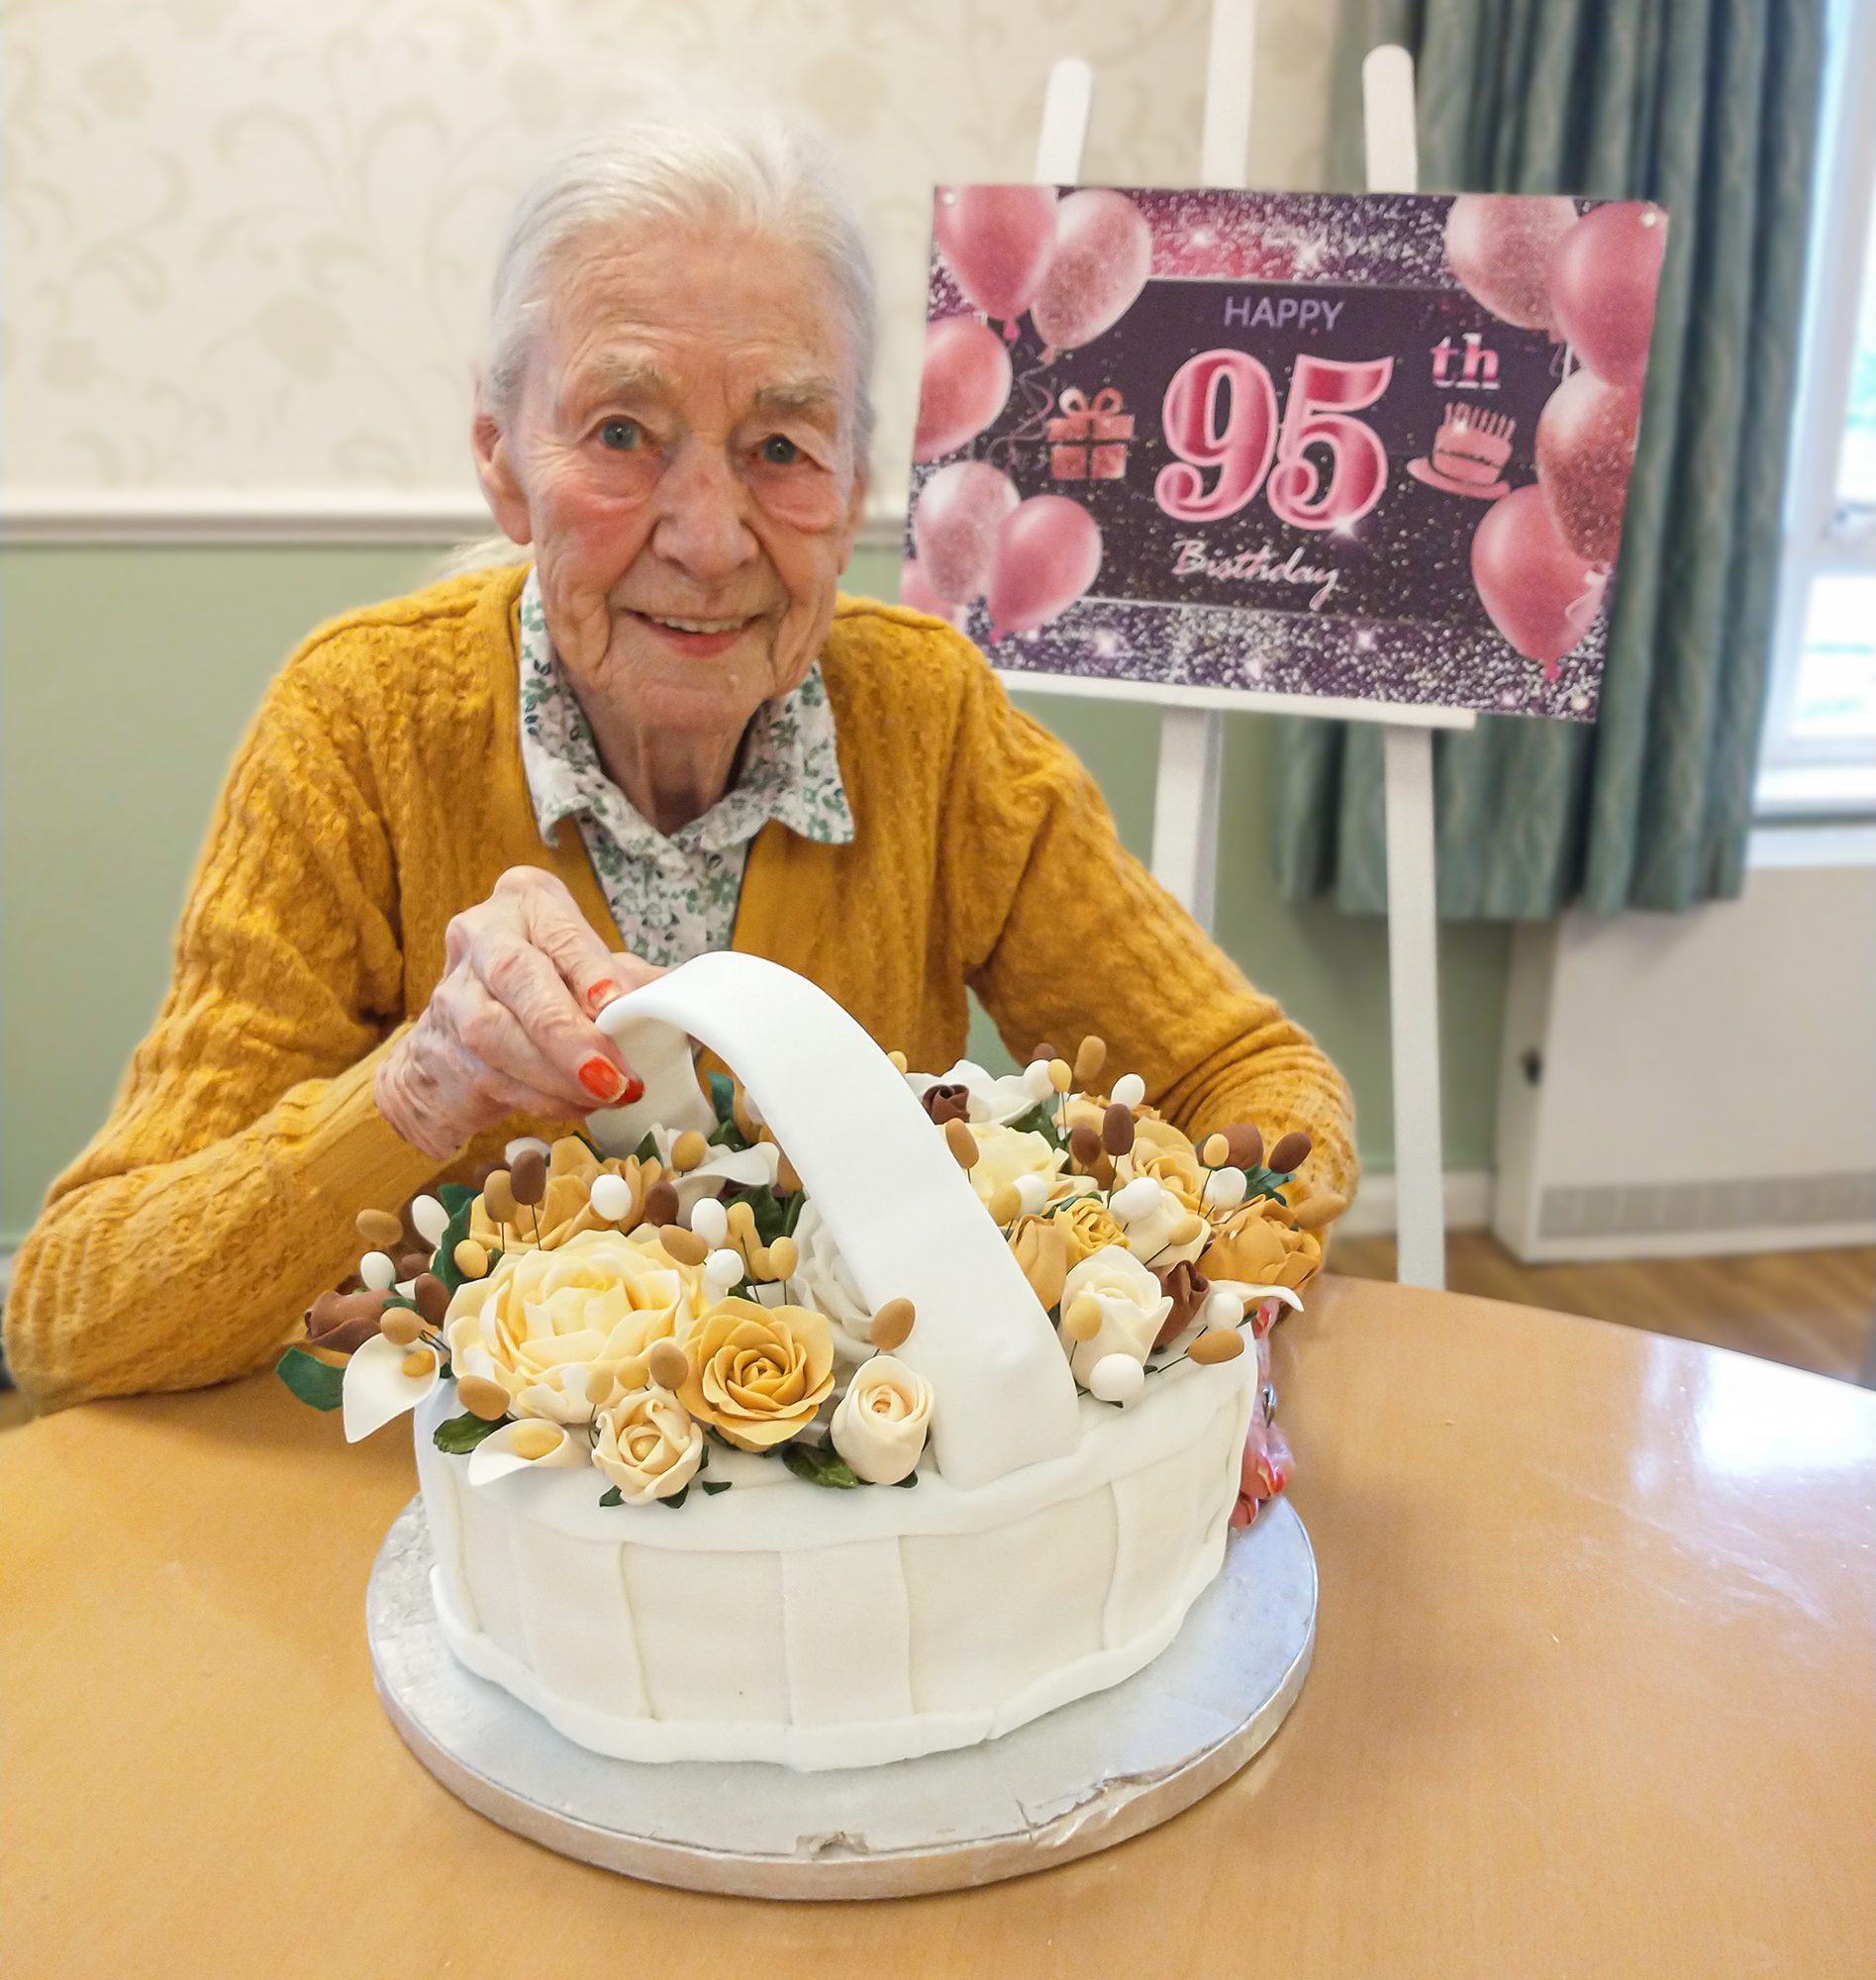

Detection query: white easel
(1013, 13), (1471, 1289)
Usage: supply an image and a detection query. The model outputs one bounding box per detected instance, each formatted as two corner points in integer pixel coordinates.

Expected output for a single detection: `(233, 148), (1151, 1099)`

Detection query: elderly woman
(6, 118), (1354, 1410)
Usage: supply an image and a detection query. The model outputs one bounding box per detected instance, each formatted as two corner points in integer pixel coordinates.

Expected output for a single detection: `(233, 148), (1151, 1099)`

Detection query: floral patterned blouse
(515, 568), (854, 967)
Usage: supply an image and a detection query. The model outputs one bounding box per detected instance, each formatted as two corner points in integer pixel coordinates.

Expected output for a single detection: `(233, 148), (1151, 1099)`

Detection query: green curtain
(1274, 0), (1826, 916)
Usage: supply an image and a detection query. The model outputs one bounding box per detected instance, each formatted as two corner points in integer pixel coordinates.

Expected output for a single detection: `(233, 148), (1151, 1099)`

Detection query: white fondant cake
(413, 1353), (1254, 1768)
(317, 954), (1314, 1773)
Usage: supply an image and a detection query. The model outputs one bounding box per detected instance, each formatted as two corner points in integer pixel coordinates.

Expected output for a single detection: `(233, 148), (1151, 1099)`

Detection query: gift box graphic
(1046, 386), (1134, 481)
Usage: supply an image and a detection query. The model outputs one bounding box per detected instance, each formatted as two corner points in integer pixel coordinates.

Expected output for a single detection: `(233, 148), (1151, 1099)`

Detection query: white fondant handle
(594, 954), (1080, 1488)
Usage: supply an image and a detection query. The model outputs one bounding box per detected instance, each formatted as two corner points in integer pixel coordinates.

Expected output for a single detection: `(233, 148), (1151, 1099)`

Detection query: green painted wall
(0, 541), (1508, 1242)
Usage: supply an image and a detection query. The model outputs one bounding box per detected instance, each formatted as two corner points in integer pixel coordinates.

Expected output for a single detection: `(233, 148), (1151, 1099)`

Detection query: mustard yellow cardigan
(7, 565), (1355, 1409)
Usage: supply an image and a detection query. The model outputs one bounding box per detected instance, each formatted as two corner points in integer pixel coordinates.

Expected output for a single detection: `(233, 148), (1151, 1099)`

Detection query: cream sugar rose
(285, 952), (1327, 1768)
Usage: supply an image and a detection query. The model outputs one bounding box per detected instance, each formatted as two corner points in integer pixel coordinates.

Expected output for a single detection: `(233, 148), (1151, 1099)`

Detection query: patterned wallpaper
(1, 0), (1336, 522)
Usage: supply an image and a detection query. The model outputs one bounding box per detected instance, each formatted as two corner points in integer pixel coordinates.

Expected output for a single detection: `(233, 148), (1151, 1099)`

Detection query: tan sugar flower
(676, 1298), (836, 1451)
(470, 1139), (663, 1254)
(1117, 1118), (1205, 1210)
(1008, 1213), (1069, 1311)
(1055, 1191), (1129, 1267)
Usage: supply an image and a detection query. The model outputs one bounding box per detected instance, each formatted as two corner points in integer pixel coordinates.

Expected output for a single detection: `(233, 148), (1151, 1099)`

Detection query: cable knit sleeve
(945, 654), (1357, 1217)
(5, 649), (444, 1411)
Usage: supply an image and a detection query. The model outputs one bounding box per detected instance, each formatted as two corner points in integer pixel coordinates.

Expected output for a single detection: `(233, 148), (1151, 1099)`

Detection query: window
(1759, 0), (1876, 816)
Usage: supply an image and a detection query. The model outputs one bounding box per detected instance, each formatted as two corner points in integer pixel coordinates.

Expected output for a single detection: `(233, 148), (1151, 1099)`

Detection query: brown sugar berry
(1267, 1131), (1312, 1176)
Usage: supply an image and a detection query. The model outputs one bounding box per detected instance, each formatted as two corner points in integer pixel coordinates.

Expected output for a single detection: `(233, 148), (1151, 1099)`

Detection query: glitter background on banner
(909, 188), (1638, 723)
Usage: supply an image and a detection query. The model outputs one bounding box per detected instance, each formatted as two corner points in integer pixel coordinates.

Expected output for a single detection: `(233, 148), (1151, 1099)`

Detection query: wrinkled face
(473, 223), (867, 739)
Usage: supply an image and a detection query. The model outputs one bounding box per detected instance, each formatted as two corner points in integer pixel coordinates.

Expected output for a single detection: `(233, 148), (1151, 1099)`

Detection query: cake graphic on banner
(279, 954), (1330, 1773)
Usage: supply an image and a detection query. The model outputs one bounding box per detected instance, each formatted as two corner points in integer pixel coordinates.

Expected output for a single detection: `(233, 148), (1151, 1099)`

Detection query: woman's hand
(375, 867), (661, 1158)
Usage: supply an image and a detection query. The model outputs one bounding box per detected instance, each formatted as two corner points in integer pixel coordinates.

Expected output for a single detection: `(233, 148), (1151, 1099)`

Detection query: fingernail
(620, 1074), (645, 1105)
(578, 1055), (628, 1103)
(586, 978), (624, 1013)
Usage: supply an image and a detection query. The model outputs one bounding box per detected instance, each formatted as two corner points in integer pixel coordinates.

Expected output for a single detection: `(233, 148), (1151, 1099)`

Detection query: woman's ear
(471, 389), (533, 545)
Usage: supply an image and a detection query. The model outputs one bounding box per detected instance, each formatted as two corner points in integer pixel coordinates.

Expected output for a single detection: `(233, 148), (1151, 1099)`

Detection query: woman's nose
(650, 442), (759, 583)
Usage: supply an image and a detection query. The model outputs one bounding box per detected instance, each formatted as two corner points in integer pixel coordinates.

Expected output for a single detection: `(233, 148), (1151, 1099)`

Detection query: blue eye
(761, 434), (801, 465)
(599, 419), (642, 451)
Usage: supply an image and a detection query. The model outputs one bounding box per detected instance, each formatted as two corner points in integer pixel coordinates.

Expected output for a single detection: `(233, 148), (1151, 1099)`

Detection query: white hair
(443, 113), (877, 578)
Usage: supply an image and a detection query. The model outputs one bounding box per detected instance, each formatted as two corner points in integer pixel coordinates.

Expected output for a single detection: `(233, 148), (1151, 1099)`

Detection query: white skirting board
(1336, 1172), (1493, 1242)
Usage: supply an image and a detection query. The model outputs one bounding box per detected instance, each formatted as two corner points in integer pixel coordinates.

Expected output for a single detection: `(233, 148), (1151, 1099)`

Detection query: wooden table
(4, 1278), (1872, 1978)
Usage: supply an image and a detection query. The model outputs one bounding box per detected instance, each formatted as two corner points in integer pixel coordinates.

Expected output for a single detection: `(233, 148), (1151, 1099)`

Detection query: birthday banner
(903, 188), (1668, 721)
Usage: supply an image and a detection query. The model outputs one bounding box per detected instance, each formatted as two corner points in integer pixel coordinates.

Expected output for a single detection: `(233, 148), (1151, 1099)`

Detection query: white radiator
(1493, 832), (1876, 1261)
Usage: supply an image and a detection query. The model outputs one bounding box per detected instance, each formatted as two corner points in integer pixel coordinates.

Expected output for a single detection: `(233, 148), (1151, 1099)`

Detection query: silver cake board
(366, 1496), (1317, 1900)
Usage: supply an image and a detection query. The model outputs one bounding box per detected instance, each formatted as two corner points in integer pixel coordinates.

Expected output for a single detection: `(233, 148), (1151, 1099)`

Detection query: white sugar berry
(691, 1197), (729, 1248)
(589, 1173), (634, 1222)
(1110, 1073), (1146, 1109)
(1089, 1353), (1145, 1405)
(1203, 1166), (1247, 1211)
(1014, 1172), (1050, 1217)
(1202, 1288), (1245, 1333)
(1023, 1059), (1055, 1101)
(704, 1248), (744, 1293)
(410, 1194), (449, 1245)
(1110, 1176), (1164, 1224)
(358, 1250), (397, 1291)
(505, 1136), (551, 1166)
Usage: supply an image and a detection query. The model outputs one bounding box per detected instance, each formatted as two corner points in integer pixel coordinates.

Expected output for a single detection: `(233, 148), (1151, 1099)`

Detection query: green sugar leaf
(275, 1345), (345, 1412)
(707, 1070), (736, 1129)
(700, 1478), (733, 1495)
(782, 1442), (862, 1490)
(599, 1486), (624, 1508)
(658, 1484), (691, 1510)
(432, 1411), (506, 1454)
(1006, 1100), (1068, 1148)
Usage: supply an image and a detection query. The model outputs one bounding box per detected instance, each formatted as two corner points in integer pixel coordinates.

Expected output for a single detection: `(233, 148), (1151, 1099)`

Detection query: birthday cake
(1407, 403), (1516, 499)
(284, 954), (1326, 1770)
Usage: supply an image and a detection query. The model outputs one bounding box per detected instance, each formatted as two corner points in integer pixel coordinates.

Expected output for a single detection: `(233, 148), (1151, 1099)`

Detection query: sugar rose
(1059, 1244), (1173, 1388)
(444, 1228), (699, 1422)
(1008, 1214), (1069, 1311)
(677, 1298), (836, 1450)
(1117, 1119), (1205, 1210)
(830, 1355), (933, 1484)
(1055, 1190), (1128, 1266)
(966, 1124), (1067, 1208)
(1203, 1199), (1323, 1290)
(594, 1390), (705, 1504)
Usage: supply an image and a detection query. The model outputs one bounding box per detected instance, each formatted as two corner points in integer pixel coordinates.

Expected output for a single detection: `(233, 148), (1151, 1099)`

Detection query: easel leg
(1151, 709), (1225, 932)
(1383, 724), (1447, 1289)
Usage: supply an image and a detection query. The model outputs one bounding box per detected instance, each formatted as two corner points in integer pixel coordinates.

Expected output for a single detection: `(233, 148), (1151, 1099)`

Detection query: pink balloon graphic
(1534, 365), (1641, 565)
(986, 495), (1103, 640)
(1443, 194), (1580, 332)
(1471, 484), (1603, 673)
(1030, 190), (1153, 354)
(898, 557), (962, 626)
(934, 185), (1059, 322)
(912, 460), (1021, 604)
(1548, 201), (1668, 387)
(912, 317), (1013, 462)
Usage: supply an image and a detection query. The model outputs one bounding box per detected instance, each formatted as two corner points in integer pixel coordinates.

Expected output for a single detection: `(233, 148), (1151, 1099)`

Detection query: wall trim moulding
(1337, 1169), (1493, 1241)
(0, 491), (911, 551)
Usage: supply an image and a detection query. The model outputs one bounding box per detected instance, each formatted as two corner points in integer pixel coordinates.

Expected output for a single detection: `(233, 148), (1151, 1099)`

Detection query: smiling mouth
(640, 612), (751, 634)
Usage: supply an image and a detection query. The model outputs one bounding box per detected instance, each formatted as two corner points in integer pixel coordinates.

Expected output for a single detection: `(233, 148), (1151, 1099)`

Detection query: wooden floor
(1332, 1230), (1876, 1384)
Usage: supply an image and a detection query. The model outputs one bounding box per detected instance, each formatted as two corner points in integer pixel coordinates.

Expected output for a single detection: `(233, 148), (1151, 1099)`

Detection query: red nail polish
(620, 1074), (645, 1105)
(578, 1055), (627, 1103)
(587, 978), (624, 1013)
